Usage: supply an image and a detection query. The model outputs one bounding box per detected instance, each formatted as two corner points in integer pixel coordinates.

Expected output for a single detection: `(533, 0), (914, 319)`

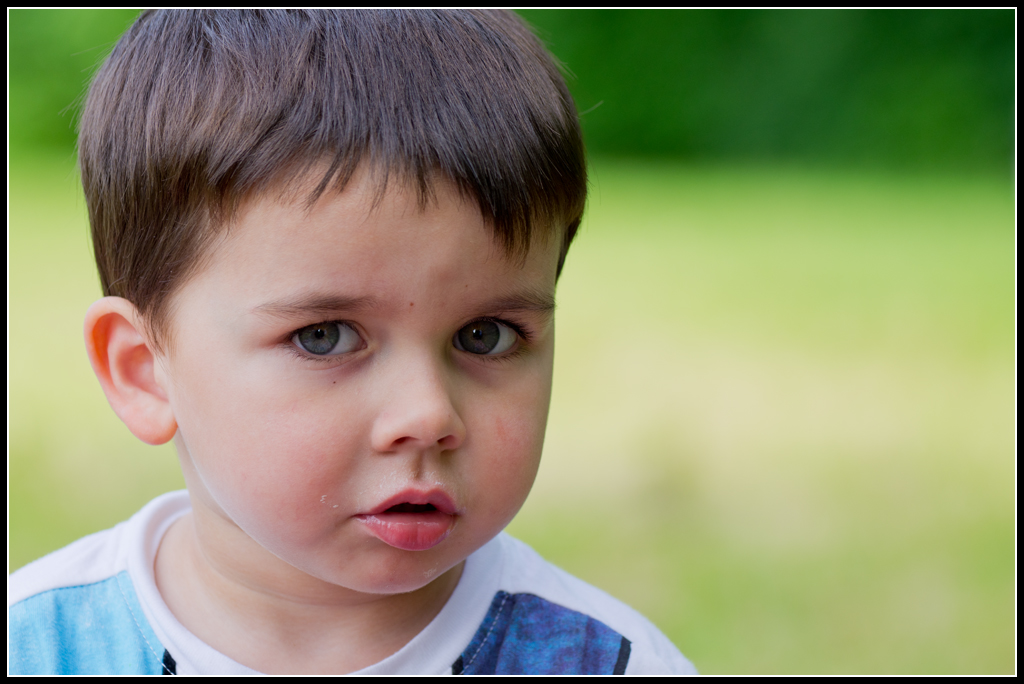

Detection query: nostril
(438, 433), (461, 449)
(369, 395), (467, 453)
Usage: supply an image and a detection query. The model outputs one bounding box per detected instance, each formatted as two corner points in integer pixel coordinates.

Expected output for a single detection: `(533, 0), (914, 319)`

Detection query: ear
(84, 297), (177, 445)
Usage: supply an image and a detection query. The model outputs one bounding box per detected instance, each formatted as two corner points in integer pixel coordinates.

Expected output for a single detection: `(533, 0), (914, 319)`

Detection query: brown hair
(79, 9), (586, 349)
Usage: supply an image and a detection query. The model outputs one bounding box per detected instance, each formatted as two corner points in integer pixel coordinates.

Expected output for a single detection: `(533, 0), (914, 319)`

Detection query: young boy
(9, 10), (696, 675)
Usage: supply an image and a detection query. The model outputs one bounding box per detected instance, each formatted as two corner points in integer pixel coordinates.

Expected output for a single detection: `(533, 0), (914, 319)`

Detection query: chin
(314, 548), (460, 596)
(354, 565), (452, 595)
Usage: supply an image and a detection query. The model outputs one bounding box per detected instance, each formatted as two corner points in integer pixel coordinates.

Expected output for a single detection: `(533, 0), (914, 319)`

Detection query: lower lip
(356, 511), (456, 551)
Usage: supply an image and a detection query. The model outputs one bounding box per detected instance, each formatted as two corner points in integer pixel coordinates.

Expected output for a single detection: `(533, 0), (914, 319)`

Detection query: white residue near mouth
(424, 566), (439, 580)
(320, 494), (327, 504)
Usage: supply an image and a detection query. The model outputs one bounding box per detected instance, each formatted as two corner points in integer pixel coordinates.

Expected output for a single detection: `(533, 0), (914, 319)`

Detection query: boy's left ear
(84, 297), (178, 445)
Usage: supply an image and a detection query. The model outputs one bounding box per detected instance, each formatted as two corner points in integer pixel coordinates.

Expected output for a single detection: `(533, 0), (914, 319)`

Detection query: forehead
(178, 170), (560, 322)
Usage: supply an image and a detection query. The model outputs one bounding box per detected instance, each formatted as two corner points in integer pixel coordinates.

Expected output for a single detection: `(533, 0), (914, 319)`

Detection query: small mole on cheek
(409, 301), (414, 307)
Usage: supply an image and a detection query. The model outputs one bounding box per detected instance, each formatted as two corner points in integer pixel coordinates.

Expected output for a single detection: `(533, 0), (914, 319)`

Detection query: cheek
(491, 412), (544, 482)
(170, 356), (366, 519)
(491, 404), (547, 461)
(465, 371), (552, 513)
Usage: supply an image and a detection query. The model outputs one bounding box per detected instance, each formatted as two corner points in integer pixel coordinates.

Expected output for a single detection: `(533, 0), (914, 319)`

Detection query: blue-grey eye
(293, 322), (361, 356)
(454, 320), (517, 355)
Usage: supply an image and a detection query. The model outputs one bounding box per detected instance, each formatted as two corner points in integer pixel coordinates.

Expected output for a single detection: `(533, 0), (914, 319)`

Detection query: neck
(154, 505), (463, 674)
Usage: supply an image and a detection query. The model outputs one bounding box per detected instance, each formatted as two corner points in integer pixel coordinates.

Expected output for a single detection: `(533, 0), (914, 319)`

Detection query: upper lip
(361, 488), (460, 516)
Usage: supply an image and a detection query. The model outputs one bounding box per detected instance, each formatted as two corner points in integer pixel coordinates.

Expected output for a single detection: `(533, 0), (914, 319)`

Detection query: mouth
(356, 490), (458, 551)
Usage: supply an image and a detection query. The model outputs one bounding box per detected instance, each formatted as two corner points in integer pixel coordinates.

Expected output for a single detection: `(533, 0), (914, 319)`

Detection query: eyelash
(286, 346), (350, 365)
(463, 316), (532, 363)
(284, 323), (361, 365)
(474, 316), (533, 344)
(284, 316), (534, 365)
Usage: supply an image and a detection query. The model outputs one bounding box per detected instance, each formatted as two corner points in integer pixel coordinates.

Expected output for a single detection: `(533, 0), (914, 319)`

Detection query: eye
(453, 320), (518, 355)
(293, 321), (362, 356)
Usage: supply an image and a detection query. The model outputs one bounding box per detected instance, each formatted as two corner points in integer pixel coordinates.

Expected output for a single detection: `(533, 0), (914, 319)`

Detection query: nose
(369, 355), (466, 454)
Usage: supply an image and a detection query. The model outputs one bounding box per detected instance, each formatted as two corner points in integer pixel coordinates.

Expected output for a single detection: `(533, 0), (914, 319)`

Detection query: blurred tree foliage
(9, 9), (1014, 169)
(519, 9), (1014, 169)
(9, 9), (141, 152)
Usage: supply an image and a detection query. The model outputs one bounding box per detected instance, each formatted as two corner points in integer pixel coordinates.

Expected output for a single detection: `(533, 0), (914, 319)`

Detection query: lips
(356, 489), (458, 551)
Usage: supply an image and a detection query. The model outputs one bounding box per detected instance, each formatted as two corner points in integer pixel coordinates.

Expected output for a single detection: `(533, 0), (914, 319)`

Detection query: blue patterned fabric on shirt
(453, 591), (631, 675)
(10, 581), (631, 674)
(8, 571), (169, 675)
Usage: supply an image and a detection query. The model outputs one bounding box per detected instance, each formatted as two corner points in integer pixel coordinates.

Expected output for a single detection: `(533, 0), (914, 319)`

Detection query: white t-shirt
(9, 490), (697, 675)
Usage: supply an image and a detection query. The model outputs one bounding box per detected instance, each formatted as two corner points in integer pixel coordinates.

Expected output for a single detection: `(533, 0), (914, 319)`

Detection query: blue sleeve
(9, 571), (168, 675)
(453, 591), (631, 675)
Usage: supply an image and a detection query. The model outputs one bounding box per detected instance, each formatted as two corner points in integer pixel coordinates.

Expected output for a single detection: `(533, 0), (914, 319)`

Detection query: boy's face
(157, 169), (558, 595)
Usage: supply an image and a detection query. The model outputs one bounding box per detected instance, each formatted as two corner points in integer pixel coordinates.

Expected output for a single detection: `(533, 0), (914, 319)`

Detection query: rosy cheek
(485, 413), (544, 494)
(490, 413), (533, 457)
(177, 373), (355, 511)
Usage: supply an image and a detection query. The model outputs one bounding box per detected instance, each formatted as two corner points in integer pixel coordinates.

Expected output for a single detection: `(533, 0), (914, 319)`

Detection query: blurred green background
(8, 9), (1015, 674)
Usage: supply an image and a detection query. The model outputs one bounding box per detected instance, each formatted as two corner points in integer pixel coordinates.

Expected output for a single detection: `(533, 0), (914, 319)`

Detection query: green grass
(8, 152), (1014, 674)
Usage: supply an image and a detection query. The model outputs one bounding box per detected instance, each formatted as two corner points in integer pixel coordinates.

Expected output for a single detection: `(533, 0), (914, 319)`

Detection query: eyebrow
(251, 294), (379, 320)
(482, 290), (556, 315)
(250, 289), (554, 320)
